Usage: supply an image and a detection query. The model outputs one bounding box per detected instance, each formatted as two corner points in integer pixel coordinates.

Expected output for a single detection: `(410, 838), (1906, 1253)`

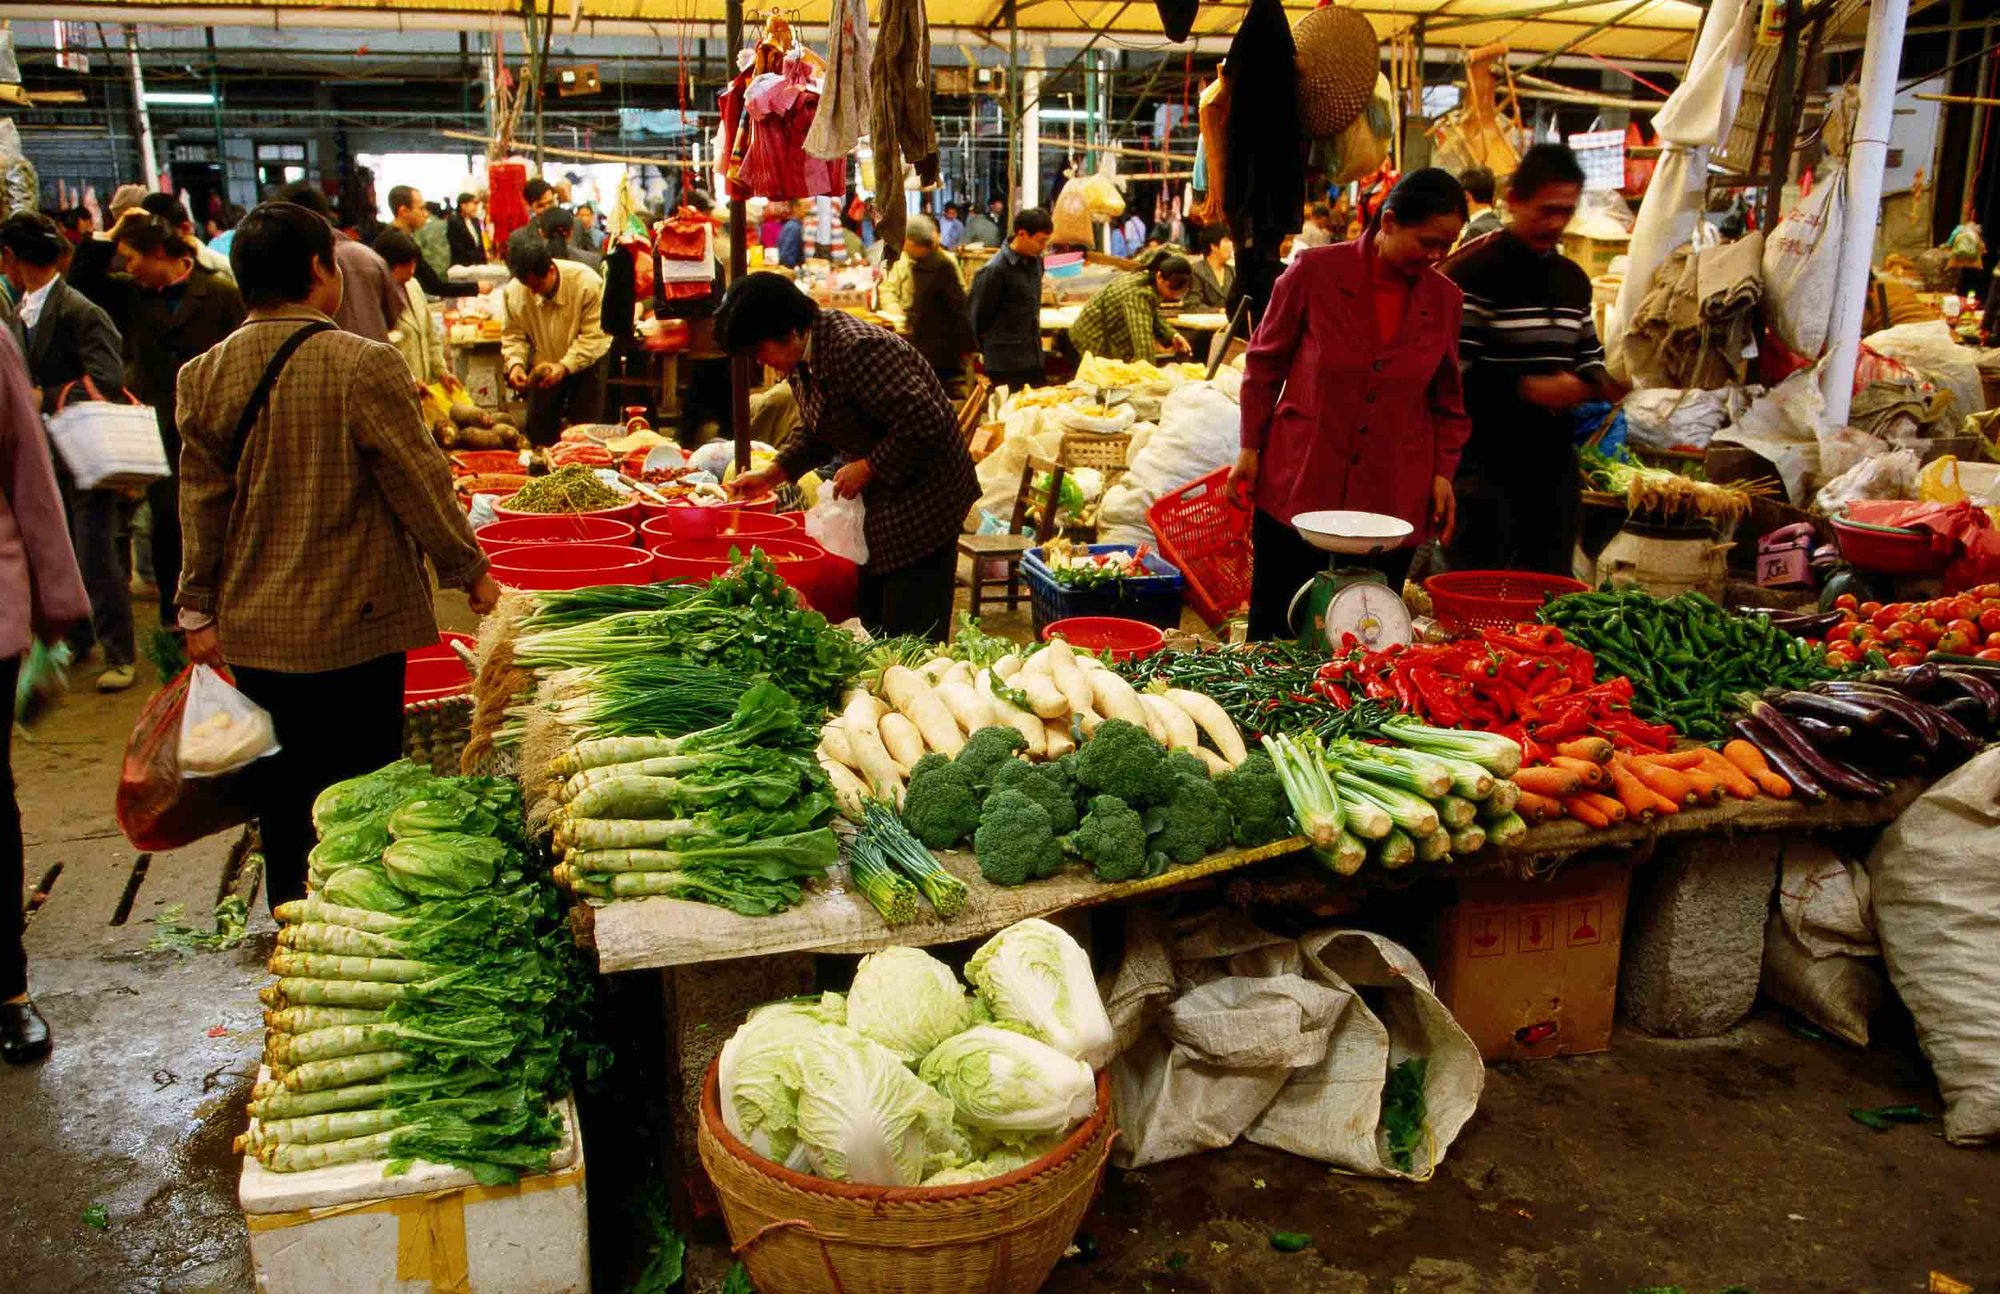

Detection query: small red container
(475, 514), (638, 555)
(1831, 518), (1953, 576)
(639, 508), (798, 551)
(650, 535), (828, 604)
(636, 491), (778, 521)
(450, 449), (528, 476)
(404, 632), (476, 703)
(492, 494), (642, 528)
(1041, 616), (1166, 660)
(489, 541), (657, 591)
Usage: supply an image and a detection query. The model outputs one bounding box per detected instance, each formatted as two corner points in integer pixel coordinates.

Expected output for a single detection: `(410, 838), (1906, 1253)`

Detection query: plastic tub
(492, 494), (642, 527)
(1022, 544), (1185, 634)
(1830, 517), (1953, 576)
(450, 449), (528, 476)
(489, 541), (658, 591)
(475, 514), (638, 556)
(1041, 616), (1167, 660)
(650, 535), (828, 604)
(635, 492), (778, 521)
(639, 508), (797, 550)
(404, 632), (475, 703)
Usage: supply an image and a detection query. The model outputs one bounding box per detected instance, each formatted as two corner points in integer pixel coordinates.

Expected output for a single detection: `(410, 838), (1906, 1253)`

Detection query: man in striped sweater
(1444, 144), (1623, 576)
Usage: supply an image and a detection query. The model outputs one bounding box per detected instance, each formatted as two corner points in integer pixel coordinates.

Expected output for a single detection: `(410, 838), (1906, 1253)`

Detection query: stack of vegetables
(818, 634), (1250, 814)
(1539, 589), (1835, 741)
(1261, 716), (1527, 874)
(545, 683), (839, 912)
(1725, 660), (1997, 802)
(1508, 740), (1791, 829)
(239, 761), (592, 1185)
(1315, 626), (1678, 761)
(1119, 639), (1383, 744)
(716, 918), (1111, 1187)
(879, 717), (1290, 910)
(1803, 586), (2000, 668)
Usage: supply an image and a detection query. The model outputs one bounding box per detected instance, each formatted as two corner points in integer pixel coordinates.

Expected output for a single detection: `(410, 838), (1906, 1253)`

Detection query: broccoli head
(1070, 794), (1152, 882)
(1215, 751), (1293, 846)
(909, 752), (954, 784)
(973, 788), (1064, 886)
(1166, 749), (1210, 781)
(1074, 719), (1172, 807)
(990, 758), (1080, 834)
(1148, 772), (1232, 865)
(901, 762), (982, 849)
(956, 726), (1030, 788)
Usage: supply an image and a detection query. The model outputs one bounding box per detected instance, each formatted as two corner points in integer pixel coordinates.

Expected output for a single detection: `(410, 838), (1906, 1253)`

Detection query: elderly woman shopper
(885, 215), (974, 390)
(174, 202), (498, 909)
(1230, 168), (1472, 642)
(717, 273), (977, 641)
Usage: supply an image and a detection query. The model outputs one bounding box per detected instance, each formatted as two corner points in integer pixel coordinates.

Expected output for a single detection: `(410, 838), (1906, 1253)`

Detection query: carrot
(1562, 794), (1613, 829)
(1555, 737), (1614, 764)
(1576, 790), (1627, 824)
(1604, 759), (1659, 821)
(1512, 765), (1583, 798)
(1549, 756), (1608, 789)
(1696, 747), (1758, 800)
(1514, 789), (1562, 823)
(1623, 757), (1699, 806)
(1634, 749), (1706, 771)
(1678, 763), (1726, 805)
(1723, 739), (1792, 798)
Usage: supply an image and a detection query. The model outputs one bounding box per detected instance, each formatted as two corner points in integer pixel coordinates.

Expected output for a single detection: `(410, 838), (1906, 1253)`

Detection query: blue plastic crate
(1022, 544), (1186, 633)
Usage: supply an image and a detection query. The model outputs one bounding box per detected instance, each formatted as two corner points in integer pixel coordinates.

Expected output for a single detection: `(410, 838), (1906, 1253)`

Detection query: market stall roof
(88, 0), (1715, 61)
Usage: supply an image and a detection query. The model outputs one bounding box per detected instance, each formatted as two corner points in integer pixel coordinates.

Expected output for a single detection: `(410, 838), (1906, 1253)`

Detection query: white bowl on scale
(1290, 510), (1414, 555)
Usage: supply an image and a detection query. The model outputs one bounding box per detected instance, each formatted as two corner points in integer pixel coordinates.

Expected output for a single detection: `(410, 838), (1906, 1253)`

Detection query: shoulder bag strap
(225, 321), (336, 473)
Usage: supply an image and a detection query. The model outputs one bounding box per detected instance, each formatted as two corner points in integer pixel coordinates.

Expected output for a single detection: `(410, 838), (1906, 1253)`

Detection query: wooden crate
(1562, 230), (1630, 278)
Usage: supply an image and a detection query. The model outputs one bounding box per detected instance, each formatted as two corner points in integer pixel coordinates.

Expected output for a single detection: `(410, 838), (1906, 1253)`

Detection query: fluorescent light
(1037, 108), (1098, 122)
(143, 91), (215, 106)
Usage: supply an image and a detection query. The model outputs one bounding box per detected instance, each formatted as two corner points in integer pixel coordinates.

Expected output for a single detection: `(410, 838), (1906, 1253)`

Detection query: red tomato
(1880, 623), (1912, 646)
(1859, 601), (1883, 618)
(1950, 618), (1981, 640)
(1914, 619), (1945, 646)
(1833, 593), (1859, 612)
(1979, 609), (2000, 635)
(1823, 649), (1855, 669)
(1871, 607), (1904, 632)
(1986, 631), (2000, 649)
(1980, 648), (2000, 662)
(1938, 631), (1975, 656)
(1848, 624), (1874, 646)
(1890, 650), (1926, 667)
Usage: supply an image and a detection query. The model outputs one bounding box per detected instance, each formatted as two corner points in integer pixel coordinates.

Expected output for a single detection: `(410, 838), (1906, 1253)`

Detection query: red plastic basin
(1042, 616), (1166, 660)
(405, 632), (476, 703)
(635, 491), (778, 521)
(476, 514), (638, 555)
(450, 449), (528, 476)
(489, 541), (658, 591)
(640, 508), (800, 550)
(492, 494), (641, 527)
(1830, 517), (1953, 576)
(650, 535), (828, 604)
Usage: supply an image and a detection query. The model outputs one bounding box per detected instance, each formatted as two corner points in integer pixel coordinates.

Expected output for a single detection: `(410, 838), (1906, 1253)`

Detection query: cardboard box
(1561, 230), (1630, 279)
(1428, 861), (1632, 1062)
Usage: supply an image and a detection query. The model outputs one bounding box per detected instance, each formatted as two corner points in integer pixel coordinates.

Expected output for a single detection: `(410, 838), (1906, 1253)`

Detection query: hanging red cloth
(487, 161), (529, 253)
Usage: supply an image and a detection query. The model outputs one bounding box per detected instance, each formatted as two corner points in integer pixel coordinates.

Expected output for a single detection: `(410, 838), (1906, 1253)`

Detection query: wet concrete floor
(7, 643), (1999, 1294)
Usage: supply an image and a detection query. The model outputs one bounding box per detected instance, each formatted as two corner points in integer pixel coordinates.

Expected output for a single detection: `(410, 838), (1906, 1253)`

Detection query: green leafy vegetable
(148, 895), (250, 954)
(1382, 1056), (1428, 1173)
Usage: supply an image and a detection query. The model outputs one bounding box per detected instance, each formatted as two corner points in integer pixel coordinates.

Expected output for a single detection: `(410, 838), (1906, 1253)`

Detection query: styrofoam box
(239, 1072), (588, 1294)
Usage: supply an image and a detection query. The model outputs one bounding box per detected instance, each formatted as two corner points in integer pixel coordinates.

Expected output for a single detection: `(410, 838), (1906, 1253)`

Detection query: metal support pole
(1757, 3), (1802, 231)
(726, 0), (751, 473)
(1007, 2), (1021, 213)
(205, 27), (226, 194)
(1022, 53), (1043, 206)
(125, 24), (160, 189)
(1822, 0), (1912, 430)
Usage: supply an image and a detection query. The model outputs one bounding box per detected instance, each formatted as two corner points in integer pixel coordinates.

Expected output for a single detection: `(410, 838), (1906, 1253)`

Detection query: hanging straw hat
(1293, 4), (1380, 140)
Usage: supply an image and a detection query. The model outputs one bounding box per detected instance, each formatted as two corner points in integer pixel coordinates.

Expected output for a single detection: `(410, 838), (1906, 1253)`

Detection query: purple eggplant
(1860, 662), (1941, 698)
(1744, 700), (1889, 799)
(1776, 691), (1884, 731)
(1735, 717), (1828, 803)
(1936, 668), (2000, 728)
(1928, 703), (1982, 758)
(1938, 695), (1989, 731)
(1788, 714), (1854, 745)
(1815, 682), (1941, 751)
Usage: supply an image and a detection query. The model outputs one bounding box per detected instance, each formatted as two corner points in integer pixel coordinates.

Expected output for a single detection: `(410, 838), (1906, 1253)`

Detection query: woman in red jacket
(1229, 168), (1472, 641)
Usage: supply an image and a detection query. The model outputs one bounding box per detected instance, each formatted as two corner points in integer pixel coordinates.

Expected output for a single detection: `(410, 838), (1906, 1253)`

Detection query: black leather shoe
(1, 999), (51, 1064)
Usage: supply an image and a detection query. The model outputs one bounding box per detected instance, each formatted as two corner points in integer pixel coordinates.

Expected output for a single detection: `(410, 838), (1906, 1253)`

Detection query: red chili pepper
(1321, 681), (1353, 708)
(1407, 666), (1464, 727)
(1363, 675), (1395, 701)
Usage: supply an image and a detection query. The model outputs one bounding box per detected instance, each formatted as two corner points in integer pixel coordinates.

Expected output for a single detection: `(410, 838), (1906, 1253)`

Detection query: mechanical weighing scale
(1285, 510), (1416, 653)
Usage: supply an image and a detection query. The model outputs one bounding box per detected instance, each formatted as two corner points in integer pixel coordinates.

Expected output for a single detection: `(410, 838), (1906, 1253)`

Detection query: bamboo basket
(698, 1065), (1114, 1294)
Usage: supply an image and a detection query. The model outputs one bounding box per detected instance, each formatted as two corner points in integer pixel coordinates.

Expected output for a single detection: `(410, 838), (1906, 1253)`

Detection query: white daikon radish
(932, 681), (996, 739)
(1190, 747), (1232, 776)
(819, 719), (859, 769)
(1085, 667), (1150, 729)
(1078, 712), (1103, 738)
(939, 660), (976, 691)
(919, 656), (954, 682)
(880, 665), (965, 756)
(975, 670), (1047, 756)
(1042, 719), (1076, 759)
(1010, 665), (1069, 720)
(841, 690), (906, 797)
(993, 653), (1023, 680)
(878, 712), (925, 773)
(1164, 689), (1249, 765)
(1138, 693), (1194, 748)
(818, 755), (870, 819)
(1041, 639), (1095, 716)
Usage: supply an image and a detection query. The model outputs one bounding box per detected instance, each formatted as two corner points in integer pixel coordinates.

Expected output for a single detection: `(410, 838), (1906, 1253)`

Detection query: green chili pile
(503, 464), (627, 514)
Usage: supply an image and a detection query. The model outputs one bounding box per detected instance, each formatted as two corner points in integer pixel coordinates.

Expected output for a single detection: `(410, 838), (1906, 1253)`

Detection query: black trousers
(149, 416), (183, 625)
(1, 655), (23, 1000)
(524, 358), (610, 447)
(1247, 509), (1413, 643)
(859, 543), (958, 643)
(1449, 454), (1581, 577)
(984, 364), (1046, 391)
(231, 653), (406, 911)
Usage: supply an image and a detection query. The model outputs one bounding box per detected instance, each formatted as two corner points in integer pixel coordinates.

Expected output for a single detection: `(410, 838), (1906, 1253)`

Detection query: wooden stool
(956, 453), (1065, 617)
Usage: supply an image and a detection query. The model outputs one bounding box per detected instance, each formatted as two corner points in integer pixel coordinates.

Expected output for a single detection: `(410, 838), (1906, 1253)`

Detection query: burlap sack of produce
(1109, 910), (1348, 1168)
(1865, 748), (2000, 1144)
(1246, 929), (1484, 1180)
(1761, 841), (1886, 1048)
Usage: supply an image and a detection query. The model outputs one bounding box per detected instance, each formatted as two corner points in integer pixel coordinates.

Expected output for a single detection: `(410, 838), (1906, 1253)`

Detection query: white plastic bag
(804, 491), (869, 565)
(177, 665), (280, 778)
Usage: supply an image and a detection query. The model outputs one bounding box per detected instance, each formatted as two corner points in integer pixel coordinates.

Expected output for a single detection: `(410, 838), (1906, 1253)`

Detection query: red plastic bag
(115, 666), (254, 852)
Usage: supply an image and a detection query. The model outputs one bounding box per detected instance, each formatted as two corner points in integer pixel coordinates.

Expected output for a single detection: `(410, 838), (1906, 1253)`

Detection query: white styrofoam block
(240, 1076), (588, 1294)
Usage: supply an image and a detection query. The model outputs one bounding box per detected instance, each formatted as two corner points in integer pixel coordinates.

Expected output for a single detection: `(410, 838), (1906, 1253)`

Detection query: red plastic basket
(1424, 570), (1590, 633)
(1146, 467), (1252, 629)
(1041, 616), (1167, 660)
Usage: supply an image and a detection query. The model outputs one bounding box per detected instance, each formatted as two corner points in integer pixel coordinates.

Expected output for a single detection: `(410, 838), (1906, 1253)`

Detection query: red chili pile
(1319, 624), (1678, 763)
